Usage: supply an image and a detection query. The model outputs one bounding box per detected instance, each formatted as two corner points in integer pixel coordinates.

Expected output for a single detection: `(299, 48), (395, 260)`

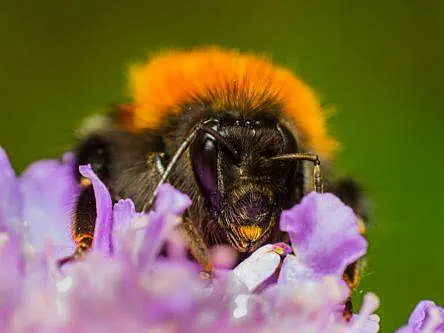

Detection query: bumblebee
(61, 47), (366, 296)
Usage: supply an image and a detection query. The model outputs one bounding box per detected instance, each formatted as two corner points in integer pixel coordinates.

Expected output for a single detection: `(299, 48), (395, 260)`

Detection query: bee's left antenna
(143, 120), (211, 212)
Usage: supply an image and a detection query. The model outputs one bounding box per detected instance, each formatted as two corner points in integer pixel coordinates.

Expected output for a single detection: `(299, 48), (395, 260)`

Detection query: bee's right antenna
(313, 157), (323, 193)
(269, 153), (323, 193)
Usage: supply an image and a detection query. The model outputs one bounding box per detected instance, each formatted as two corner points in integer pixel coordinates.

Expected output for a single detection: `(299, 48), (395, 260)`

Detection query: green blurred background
(1, 0), (443, 330)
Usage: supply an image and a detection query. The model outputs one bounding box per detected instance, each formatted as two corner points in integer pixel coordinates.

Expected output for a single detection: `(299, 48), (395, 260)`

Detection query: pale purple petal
(79, 165), (113, 255)
(210, 245), (237, 270)
(280, 192), (367, 278)
(137, 184), (191, 268)
(396, 301), (444, 333)
(261, 274), (350, 327)
(136, 211), (178, 268)
(0, 233), (22, 331)
(233, 243), (289, 292)
(154, 183), (192, 215)
(278, 254), (314, 283)
(138, 184), (191, 267)
(21, 154), (78, 256)
(349, 293), (380, 333)
(408, 301), (444, 331)
(353, 315), (380, 333)
(113, 199), (137, 231)
(138, 261), (200, 323)
(112, 198), (139, 257)
(0, 147), (21, 233)
(165, 229), (187, 261)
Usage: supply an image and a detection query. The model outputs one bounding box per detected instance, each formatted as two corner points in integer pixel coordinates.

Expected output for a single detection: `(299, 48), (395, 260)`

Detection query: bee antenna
(143, 119), (237, 212)
(269, 153), (323, 193)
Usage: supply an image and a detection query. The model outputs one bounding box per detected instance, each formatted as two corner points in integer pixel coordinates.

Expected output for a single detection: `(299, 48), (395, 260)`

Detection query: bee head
(190, 115), (301, 252)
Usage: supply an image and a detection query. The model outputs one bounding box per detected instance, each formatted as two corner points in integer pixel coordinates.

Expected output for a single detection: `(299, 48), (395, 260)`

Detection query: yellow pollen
(271, 246), (286, 256)
(80, 177), (92, 187)
(74, 233), (93, 246)
(357, 217), (366, 235)
(238, 225), (263, 242)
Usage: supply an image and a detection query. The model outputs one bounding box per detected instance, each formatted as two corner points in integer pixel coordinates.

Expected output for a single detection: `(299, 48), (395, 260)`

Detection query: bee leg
(328, 179), (368, 320)
(332, 179), (367, 292)
(343, 298), (353, 321)
(342, 260), (362, 319)
(181, 218), (212, 273)
(56, 235), (93, 267)
(57, 183), (96, 268)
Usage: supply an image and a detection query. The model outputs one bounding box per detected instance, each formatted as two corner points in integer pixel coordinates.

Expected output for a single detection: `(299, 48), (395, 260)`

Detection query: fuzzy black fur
(70, 102), (367, 258)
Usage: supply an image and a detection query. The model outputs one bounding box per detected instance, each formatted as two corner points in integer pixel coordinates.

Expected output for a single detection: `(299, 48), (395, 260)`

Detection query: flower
(396, 301), (444, 333)
(0, 147), (78, 257)
(0, 148), (21, 233)
(232, 243), (291, 291)
(0, 232), (22, 332)
(0, 146), (441, 333)
(279, 192), (368, 282)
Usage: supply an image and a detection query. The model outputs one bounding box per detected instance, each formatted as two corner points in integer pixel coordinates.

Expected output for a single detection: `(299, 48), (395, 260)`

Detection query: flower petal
(112, 198), (137, 256)
(396, 300), (444, 333)
(233, 243), (289, 292)
(349, 293), (380, 333)
(278, 254), (314, 283)
(154, 183), (192, 215)
(137, 184), (191, 268)
(113, 199), (137, 234)
(280, 192), (367, 278)
(20, 153), (78, 256)
(0, 232), (23, 331)
(0, 147), (22, 233)
(79, 165), (113, 255)
(262, 274), (350, 326)
(210, 245), (237, 270)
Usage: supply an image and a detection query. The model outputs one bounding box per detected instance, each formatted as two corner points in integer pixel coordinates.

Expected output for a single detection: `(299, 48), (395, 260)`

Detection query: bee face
(189, 114), (300, 252)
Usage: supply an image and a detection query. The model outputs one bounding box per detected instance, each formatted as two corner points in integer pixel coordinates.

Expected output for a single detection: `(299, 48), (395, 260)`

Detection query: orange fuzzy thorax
(128, 47), (338, 159)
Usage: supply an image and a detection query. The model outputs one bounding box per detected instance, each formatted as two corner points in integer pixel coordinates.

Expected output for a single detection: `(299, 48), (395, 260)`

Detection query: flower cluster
(0, 147), (442, 332)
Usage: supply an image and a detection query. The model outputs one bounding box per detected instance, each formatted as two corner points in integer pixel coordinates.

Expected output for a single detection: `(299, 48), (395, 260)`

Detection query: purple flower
(279, 192), (368, 282)
(233, 243), (291, 291)
(5, 147), (439, 333)
(0, 148), (21, 233)
(137, 184), (191, 268)
(397, 301), (444, 333)
(349, 293), (381, 333)
(112, 198), (138, 257)
(0, 147), (78, 257)
(0, 233), (22, 331)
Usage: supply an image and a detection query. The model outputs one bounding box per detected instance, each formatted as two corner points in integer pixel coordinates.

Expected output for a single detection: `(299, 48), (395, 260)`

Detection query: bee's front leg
(181, 217), (212, 273)
(329, 178), (368, 319)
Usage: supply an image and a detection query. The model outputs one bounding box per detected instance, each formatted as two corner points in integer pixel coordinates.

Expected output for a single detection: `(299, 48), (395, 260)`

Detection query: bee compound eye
(190, 130), (221, 211)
